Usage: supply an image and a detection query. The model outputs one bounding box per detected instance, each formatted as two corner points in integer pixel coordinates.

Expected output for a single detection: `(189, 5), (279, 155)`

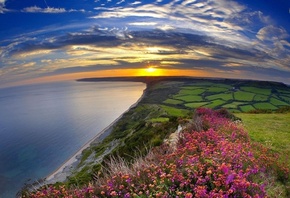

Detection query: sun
(146, 67), (157, 73)
(136, 66), (164, 76)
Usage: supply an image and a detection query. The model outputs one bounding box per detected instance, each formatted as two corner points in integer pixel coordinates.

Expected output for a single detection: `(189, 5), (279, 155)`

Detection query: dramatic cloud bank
(0, 0), (289, 87)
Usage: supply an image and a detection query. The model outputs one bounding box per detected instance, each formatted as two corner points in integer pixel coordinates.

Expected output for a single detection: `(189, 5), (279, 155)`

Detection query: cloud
(0, 0), (8, 13)
(131, 1), (142, 5)
(116, 0), (125, 5)
(1, 0), (290, 86)
(22, 6), (84, 13)
(256, 25), (288, 41)
(128, 22), (158, 26)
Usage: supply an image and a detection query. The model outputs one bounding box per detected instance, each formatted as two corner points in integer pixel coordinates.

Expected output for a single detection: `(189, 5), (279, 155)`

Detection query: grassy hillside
(25, 108), (289, 197)
(237, 113), (290, 165)
(20, 78), (290, 197)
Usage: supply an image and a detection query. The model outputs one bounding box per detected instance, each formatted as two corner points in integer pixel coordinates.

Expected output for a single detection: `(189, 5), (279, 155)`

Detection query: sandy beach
(45, 88), (146, 184)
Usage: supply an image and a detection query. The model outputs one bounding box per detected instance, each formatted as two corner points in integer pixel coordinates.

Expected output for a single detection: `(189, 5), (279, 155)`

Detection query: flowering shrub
(26, 108), (289, 198)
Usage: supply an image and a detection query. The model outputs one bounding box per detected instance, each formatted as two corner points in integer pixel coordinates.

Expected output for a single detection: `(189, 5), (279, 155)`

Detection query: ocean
(0, 81), (146, 197)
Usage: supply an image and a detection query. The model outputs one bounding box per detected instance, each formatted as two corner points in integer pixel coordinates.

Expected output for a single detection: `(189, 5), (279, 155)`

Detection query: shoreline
(45, 86), (147, 183)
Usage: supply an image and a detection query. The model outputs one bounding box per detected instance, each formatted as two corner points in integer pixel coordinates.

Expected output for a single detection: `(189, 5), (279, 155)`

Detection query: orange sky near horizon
(2, 68), (214, 88)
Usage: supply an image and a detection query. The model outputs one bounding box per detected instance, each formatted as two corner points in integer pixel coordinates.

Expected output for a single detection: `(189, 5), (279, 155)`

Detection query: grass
(149, 117), (169, 123)
(173, 95), (203, 102)
(234, 91), (255, 101)
(203, 99), (226, 108)
(27, 108), (289, 198)
(253, 94), (269, 102)
(206, 87), (229, 93)
(280, 96), (290, 103)
(178, 88), (205, 95)
(270, 98), (289, 106)
(222, 102), (245, 109)
(184, 102), (209, 108)
(163, 98), (183, 105)
(240, 105), (256, 112)
(237, 113), (290, 166)
(159, 105), (189, 117)
(206, 93), (233, 101)
(240, 86), (272, 95)
(21, 78), (290, 197)
(253, 102), (278, 110)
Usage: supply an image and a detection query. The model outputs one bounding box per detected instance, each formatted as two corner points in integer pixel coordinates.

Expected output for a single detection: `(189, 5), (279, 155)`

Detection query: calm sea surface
(0, 81), (145, 197)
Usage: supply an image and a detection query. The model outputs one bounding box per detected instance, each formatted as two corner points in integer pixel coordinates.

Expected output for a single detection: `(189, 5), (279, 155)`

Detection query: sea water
(0, 81), (145, 197)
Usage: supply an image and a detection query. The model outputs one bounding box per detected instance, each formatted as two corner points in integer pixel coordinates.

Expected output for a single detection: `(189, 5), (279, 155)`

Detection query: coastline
(45, 86), (147, 184)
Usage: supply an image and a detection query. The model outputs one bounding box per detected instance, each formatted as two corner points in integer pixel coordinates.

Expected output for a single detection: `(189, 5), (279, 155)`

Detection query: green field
(203, 99), (226, 108)
(234, 91), (255, 101)
(206, 87), (229, 93)
(160, 80), (290, 112)
(270, 98), (289, 106)
(206, 93), (233, 101)
(174, 95), (203, 102)
(253, 94), (268, 102)
(222, 102), (245, 109)
(184, 102), (209, 108)
(240, 86), (271, 95)
(178, 88), (205, 95)
(253, 102), (278, 110)
(240, 105), (256, 112)
(163, 98), (183, 105)
(237, 113), (290, 165)
(160, 105), (189, 117)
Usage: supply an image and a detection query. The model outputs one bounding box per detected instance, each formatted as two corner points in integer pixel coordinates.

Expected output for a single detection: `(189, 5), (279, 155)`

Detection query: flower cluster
(26, 108), (288, 198)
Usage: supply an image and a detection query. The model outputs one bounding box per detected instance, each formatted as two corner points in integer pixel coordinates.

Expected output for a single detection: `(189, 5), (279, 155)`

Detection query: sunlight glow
(146, 67), (157, 73)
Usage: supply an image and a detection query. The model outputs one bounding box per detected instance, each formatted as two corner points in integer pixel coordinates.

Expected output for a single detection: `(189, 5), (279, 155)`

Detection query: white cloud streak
(22, 6), (84, 14)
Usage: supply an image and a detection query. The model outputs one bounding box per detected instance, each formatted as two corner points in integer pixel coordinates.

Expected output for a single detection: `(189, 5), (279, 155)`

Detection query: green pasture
(160, 105), (189, 117)
(222, 102), (245, 109)
(206, 93), (233, 101)
(178, 88), (205, 95)
(234, 91), (255, 101)
(270, 98), (289, 106)
(184, 102), (209, 108)
(206, 87), (229, 93)
(163, 99), (183, 105)
(240, 105), (256, 112)
(203, 99), (226, 108)
(237, 113), (290, 165)
(240, 86), (271, 95)
(253, 94), (268, 102)
(253, 102), (278, 110)
(173, 95), (203, 102)
(161, 81), (290, 112)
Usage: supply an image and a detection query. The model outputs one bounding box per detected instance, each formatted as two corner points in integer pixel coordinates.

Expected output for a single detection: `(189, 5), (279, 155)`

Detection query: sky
(0, 0), (290, 88)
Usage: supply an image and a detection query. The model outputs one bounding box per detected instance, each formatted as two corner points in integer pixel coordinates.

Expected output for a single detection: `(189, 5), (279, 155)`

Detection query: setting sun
(139, 66), (163, 76)
(146, 67), (157, 73)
